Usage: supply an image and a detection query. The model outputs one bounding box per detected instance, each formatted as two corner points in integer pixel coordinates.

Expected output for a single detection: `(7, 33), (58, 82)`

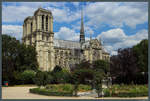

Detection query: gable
(91, 39), (102, 49)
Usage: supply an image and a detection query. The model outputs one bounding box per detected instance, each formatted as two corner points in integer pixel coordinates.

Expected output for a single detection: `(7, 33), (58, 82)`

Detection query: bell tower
(22, 8), (55, 71)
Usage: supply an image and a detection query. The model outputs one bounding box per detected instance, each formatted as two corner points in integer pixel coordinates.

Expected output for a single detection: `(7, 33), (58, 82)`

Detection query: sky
(2, 2), (148, 55)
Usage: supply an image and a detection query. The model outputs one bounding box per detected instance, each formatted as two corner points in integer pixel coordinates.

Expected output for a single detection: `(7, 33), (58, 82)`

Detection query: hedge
(103, 84), (148, 97)
(29, 88), (73, 96)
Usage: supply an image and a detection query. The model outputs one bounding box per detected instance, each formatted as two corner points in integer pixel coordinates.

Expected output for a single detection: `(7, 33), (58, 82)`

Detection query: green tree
(133, 39), (148, 84)
(71, 60), (109, 97)
(33, 71), (52, 87)
(94, 72), (103, 97)
(51, 67), (71, 84)
(93, 59), (109, 74)
(92, 60), (109, 97)
(133, 39), (148, 73)
(21, 70), (36, 84)
(110, 48), (138, 84)
(52, 65), (62, 73)
(2, 35), (39, 85)
(72, 68), (94, 84)
(110, 39), (148, 84)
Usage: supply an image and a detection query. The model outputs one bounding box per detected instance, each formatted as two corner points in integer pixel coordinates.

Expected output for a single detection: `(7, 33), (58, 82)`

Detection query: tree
(70, 60), (92, 72)
(93, 60), (109, 75)
(33, 71), (52, 87)
(21, 70), (36, 84)
(110, 48), (139, 84)
(133, 39), (148, 73)
(94, 72), (103, 97)
(133, 39), (148, 84)
(2, 35), (39, 85)
(51, 66), (72, 84)
(52, 65), (62, 73)
(71, 60), (109, 97)
(92, 60), (109, 97)
(71, 60), (93, 84)
(72, 68), (94, 84)
(71, 64), (94, 96)
(110, 39), (148, 84)
(2, 35), (20, 84)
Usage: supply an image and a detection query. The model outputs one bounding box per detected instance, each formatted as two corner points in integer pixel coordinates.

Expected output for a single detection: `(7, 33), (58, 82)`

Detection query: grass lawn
(103, 84), (148, 97)
(8, 84), (36, 87)
(30, 84), (91, 96)
(29, 84), (148, 97)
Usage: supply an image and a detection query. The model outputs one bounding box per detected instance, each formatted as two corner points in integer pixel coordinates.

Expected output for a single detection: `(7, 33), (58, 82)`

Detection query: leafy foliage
(21, 70), (36, 84)
(51, 66), (71, 84)
(93, 59), (109, 74)
(110, 39), (148, 84)
(2, 35), (39, 85)
(30, 87), (73, 96)
(93, 71), (103, 97)
(133, 39), (148, 72)
(71, 60), (109, 97)
(33, 71), (52, 87)
(110, 48), (138, 84)
(103, 84), (148, 97)
(52, 65), (62, 73)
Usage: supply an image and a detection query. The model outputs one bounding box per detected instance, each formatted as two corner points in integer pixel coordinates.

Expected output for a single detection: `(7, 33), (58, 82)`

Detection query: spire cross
(81, 6), (84, 31)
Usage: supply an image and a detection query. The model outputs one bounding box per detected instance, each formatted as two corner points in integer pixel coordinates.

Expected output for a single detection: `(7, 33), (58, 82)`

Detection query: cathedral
(22, 8), (110, 71)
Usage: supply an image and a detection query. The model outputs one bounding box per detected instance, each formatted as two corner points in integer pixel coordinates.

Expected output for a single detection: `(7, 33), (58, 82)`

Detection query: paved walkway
(2, 86), (148, 99)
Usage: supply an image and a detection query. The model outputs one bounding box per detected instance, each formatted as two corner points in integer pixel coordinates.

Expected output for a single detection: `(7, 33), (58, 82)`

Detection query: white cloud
(3, 2), (147, 29)
(85, 2), (148, 28)
(2, 2), (148, 55)
(46, 7), (80, 23)
(54, 27), (79, 41)
(3, 2), (80, 24)
(54, 26), (90, 41)
(98, 28), (148, 55)
(98, 28), (127, 44)
(2, 25), (23, 40)
(2, 5), (36, 23)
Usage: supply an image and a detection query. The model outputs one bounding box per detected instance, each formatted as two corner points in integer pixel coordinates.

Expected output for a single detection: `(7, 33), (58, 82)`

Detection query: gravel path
(2, 86), (148, 99)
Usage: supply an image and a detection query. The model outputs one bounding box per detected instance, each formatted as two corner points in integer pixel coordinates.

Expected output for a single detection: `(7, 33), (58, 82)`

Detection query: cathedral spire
(80, 5), (85, 44)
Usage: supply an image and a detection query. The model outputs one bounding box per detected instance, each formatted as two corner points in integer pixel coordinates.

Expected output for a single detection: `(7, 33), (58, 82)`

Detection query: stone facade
(22, 8), (110, 71)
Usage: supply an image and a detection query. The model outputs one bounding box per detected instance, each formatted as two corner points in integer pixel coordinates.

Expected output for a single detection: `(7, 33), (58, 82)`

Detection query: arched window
(42, 15), (44, 30)
(42, 35), (44, 40)
(46, 15), (48, 31)
(31, 22), (32, 33)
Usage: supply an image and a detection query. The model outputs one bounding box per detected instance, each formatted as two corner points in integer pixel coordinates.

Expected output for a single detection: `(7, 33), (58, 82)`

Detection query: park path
(2, 86), (148, 99)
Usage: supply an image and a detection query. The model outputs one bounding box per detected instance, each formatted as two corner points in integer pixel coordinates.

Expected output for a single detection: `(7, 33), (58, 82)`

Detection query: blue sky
(2, 2), (148, 55)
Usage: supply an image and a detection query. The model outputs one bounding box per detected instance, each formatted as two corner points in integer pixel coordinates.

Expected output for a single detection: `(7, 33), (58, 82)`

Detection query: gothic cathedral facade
(22, 8), (110, 71)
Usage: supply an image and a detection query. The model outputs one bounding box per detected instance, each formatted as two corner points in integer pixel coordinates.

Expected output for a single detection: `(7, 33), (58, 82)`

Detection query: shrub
(52, 65), (62, 73)
(103, 88), (111, 97)
(104, 84), (148, 97)
(45, 84), (91, 92)
(33, 71), (52, 87)
(21, 70), (36, 84)
(30, 88), (73, 96)
(51, 68), (71, 84)
(45, 84), (73, 92)
(78, 84), (92, 92)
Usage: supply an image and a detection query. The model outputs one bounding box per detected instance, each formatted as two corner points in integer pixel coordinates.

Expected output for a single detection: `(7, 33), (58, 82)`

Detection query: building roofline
(24, 16), (33, 23)
(54, 38), (80, 43)
(34, 8), (52, 16)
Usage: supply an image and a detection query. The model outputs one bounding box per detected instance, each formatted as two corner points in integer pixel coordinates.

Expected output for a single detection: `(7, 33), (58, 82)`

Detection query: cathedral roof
(81, 40), (90, 49)
(54, 39), (81, 49)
